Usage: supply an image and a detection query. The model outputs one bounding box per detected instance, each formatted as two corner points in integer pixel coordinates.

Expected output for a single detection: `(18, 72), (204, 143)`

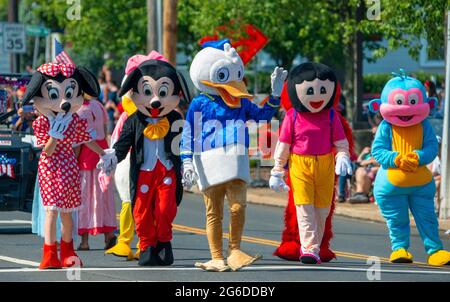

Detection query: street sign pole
(440, 10), (450, 220)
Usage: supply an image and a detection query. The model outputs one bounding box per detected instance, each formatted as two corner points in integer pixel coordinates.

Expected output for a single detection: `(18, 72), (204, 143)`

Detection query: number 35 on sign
(1, 22), (26, 54)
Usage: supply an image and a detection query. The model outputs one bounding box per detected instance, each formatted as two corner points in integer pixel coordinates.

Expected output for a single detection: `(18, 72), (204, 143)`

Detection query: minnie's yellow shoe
(428, 250), (450, 266)
(390, 248), (413, 263)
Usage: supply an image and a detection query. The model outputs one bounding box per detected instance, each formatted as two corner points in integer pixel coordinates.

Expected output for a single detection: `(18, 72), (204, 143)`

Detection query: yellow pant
(289, 153), (335, 208)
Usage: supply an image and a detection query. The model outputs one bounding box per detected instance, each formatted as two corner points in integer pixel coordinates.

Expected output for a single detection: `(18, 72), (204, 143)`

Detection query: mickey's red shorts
(133, 161), (177, 251)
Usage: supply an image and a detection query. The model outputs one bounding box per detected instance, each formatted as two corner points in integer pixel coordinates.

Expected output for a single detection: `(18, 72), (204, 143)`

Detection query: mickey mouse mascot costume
(112, 54), (189, 266)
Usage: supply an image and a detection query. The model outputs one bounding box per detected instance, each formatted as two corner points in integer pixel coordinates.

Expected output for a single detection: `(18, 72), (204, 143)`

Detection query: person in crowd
(11, 86), (37, 132)
(425, 80), (442, 118)
(428, 136), (442, 215)
(347, 126), (380, 204)
(77, 95), (117, 250)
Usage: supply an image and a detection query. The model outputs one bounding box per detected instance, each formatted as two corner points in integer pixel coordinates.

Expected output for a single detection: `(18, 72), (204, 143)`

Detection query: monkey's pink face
(379, 88), (430, 127)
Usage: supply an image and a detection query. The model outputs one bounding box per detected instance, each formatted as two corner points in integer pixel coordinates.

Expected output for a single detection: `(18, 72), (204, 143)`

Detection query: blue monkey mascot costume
(369, 69), (450, 266)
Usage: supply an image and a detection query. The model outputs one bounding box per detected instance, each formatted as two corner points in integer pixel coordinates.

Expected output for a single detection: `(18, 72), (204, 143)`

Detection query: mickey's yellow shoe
(390, 248), (413, 263)
(428, 250), (450, 266)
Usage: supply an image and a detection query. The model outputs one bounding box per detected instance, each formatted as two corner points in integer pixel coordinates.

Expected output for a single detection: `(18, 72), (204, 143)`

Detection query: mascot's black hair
(287, 62), (337, 113)
(21, 67), (100, 105)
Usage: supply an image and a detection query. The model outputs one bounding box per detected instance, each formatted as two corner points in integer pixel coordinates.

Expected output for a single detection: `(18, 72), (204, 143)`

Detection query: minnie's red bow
(37, 63), (76, 78)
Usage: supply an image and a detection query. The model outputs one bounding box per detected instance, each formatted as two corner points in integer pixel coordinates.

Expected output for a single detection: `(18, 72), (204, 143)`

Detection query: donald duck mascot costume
(181, 39), (287, 272)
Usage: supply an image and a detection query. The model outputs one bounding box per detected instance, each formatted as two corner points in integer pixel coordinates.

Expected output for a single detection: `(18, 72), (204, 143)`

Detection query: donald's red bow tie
(37, 63), (76, 78)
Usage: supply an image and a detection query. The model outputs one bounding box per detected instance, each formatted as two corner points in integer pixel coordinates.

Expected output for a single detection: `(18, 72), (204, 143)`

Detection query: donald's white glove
(48, 112), (73, 140)
(182, 158), (198, 188)
(335, 155), (352, 176)
(270, 66), (288, 97)
(269, 171), (290, 192)
(97, 148), (118, 175)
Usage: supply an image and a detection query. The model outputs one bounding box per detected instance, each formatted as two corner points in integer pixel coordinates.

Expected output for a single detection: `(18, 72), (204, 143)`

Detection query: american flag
(53, 39), (75, 65)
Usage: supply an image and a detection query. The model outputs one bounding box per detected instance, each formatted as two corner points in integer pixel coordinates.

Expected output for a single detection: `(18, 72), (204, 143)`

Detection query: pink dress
(77, 100), (116, 236)
(33, 114), (90, 212)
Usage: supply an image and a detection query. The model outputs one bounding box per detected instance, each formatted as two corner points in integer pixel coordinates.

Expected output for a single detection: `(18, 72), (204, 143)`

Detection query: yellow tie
(143, 117), (170, 140)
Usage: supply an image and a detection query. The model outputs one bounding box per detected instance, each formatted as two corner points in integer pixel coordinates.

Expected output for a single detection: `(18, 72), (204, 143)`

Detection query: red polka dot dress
(33, 114), (91, 212)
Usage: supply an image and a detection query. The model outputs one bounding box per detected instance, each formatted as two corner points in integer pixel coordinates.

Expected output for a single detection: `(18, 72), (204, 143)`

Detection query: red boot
(60, 239), (83, 268)
(39, 243), (62, 270)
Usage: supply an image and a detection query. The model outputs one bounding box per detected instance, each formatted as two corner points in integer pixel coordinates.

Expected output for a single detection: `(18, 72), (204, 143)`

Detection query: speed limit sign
(2, 23), (26, 54)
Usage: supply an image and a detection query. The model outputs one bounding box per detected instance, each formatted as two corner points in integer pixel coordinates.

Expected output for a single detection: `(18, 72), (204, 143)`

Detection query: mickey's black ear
(177, 71), (191, 103)
(118, 68), (142, 97)
(75, 67), (100, 97)
(22, 72), (45, 105)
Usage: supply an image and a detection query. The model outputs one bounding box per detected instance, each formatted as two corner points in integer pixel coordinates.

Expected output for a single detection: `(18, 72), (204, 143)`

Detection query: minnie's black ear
(118, 68), (142, 97)
(75, 67), (100, 97)
(177, 71), (191, 103)
(22, 72), (45, 105)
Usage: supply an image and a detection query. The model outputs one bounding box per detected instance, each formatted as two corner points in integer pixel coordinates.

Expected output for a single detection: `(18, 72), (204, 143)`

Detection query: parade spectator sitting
(11, 86), (37, 133)
(348, 128), (380, 204)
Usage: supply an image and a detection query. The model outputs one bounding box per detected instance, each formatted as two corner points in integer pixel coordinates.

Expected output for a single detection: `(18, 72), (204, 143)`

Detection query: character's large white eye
(65, 86), (75, 99)
(394, 93), (405, 105)
(143, 83), (152, 96)
(408, 93), (419, 105)
(159, 85), (169, 98)
(216, 67), (229, 83)
(47, 87), (59, 100)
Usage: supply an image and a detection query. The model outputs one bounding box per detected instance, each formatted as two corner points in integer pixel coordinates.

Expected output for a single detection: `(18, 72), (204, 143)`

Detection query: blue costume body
(372, 119), (441, 254)
(180, 93), (279, 159)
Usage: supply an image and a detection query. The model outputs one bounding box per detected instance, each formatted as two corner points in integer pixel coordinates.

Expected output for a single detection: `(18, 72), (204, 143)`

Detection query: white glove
(97, 148), (118, 175)
(335, 155), (353, 176)
(270, 66), (288, 97)
(269, 171), (290, 192)
(182, 159), (198, 188)
(48, 112), (73, 140)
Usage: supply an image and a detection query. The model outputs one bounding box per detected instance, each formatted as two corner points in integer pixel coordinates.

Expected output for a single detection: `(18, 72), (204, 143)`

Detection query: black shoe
(337, 196), (346, 203)
(138, 247), (158, 266)
(348, 193), (369, 204)
(155, 241), (174, 266)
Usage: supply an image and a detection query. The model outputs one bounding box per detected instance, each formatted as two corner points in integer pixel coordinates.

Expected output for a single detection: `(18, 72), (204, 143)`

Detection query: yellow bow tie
(143, 117), (170, 140)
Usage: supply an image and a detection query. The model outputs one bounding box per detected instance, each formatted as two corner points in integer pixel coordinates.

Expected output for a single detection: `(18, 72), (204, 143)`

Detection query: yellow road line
(173, 223), (449, 270)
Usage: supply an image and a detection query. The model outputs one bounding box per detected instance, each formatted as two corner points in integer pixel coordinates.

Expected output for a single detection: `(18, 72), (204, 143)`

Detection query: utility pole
(353, 2), (364, 128)
(8, 0), (19, 73)
(440, 10), (450, 220)
(147, 0), (157, 52)
(163, 0), (178, 65)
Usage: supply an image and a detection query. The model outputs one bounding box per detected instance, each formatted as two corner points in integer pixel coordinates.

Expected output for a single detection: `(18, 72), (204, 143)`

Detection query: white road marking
(0, 255), (40, 267)
(0, 265), (450, 275)
(0, 220), (32, 224)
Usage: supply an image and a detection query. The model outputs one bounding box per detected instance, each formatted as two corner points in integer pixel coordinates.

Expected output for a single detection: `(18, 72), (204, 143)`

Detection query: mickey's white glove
(182, 158), (198, 188)
(269, 171), (290, 192)
(335, 155), (352, 176)
(97, 148), (118, 176)
(48, 112), (73, 140)
(270, 66), (288, 97)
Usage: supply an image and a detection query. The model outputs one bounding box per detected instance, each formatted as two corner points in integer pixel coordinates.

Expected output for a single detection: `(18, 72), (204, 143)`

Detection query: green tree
(23, 0), (148, 71)
(178, 0), (448, 123)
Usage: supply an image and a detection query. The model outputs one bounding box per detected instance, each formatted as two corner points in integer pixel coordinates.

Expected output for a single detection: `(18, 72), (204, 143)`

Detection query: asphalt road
(0, 191), (450, 282)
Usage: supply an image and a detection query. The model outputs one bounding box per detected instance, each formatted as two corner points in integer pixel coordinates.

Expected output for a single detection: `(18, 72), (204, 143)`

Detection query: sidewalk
(246, 187), (450, 232)
(190, 187), (450, 232)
